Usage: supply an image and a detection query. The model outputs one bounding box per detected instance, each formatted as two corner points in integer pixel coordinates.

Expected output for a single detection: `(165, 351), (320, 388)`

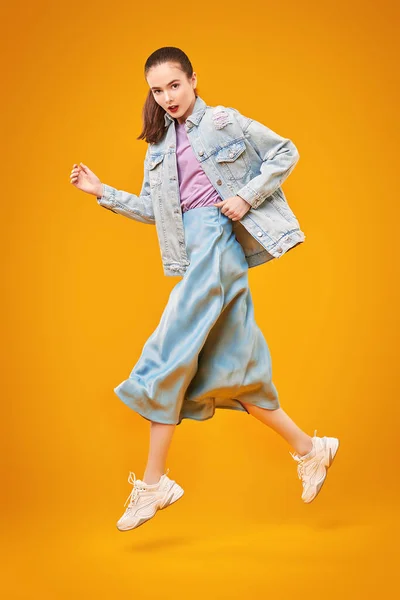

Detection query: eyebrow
(150, 79), (181, 90)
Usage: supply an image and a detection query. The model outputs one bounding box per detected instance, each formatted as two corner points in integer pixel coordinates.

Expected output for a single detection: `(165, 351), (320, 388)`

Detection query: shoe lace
(289, 429), (317, 481)
(123, 468), (170, 509)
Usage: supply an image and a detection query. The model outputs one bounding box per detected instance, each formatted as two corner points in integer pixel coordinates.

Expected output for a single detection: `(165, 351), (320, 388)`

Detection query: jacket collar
(164, 95), (207, 128)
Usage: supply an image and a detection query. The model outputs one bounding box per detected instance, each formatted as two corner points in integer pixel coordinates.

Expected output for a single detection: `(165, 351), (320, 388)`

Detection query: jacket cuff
(236, 185), (266, 209)
(96, 184), (118, 213)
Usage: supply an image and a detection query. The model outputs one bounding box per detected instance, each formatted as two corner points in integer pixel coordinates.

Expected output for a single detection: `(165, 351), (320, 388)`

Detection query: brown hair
(137, 47), (199, 145)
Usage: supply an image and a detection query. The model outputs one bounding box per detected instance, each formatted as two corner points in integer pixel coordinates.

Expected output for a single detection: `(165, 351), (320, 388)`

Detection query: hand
(213, 195), (251, 221)
(70, 162), (103, 197)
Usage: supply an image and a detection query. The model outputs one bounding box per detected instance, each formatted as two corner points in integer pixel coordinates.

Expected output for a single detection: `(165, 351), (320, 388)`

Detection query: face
(146, 62), (197, 125)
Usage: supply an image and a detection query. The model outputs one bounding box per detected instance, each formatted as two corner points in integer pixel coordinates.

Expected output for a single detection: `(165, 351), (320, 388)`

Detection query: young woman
(70, 47), (339, 532)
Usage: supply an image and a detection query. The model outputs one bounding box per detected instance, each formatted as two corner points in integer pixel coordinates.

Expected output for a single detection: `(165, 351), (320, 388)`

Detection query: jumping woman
(69, 46), (339, 532)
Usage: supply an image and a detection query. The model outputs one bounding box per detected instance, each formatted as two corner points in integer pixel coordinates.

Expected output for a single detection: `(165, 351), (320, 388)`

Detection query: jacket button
(216, 179), (222, 185)
(277, 248), (283, 253)
(257, 231), (263, 237)
(229, 152), (234, 158)
(169, 144), (175, 148)
(199, 150), (204, 156)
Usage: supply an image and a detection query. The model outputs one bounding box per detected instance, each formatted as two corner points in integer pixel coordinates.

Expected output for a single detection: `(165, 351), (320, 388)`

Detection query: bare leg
(240, 404), (313, 456)
(142, 422), (176, 484)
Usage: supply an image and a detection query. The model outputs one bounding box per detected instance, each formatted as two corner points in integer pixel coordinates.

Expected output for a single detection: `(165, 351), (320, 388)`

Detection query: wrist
(237, 193), (251, 207)
(95, 183), (104, 199)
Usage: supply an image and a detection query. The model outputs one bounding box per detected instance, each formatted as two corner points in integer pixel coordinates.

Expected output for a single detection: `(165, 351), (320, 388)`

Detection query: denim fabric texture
(97, 95), (306, 277)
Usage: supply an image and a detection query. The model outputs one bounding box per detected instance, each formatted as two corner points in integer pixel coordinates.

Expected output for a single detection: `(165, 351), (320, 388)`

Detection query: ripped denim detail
(212, 108), (233, 130)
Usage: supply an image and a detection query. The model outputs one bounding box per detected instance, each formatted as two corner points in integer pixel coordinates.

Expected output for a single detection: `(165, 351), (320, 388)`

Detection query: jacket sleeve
(231, 108), (300, 210)
(96, 147), (156, 225)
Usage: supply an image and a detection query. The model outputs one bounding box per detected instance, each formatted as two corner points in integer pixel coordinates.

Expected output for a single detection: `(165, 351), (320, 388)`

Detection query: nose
(164, 92), (172, 104)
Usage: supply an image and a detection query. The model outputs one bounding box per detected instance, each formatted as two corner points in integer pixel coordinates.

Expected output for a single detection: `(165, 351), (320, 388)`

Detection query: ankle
(143, 472), (163, 485)
(296, 437), (314, 457)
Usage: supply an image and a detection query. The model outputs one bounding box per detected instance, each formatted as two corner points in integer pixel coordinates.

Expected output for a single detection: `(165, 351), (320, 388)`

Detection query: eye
(172, 83), (179, 89)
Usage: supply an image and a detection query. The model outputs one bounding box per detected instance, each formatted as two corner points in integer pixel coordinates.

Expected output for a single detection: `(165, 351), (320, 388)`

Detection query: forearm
(96, 183), (155, 224)
(236, 139), (299, 209)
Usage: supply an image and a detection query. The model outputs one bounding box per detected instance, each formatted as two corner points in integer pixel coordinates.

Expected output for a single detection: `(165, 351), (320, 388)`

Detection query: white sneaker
(289, 430), (340, 503)
(116, 468), (184, 531)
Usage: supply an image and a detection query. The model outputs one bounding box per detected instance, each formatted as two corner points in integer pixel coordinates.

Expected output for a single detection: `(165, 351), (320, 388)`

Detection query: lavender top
(175, 122), (222, 213)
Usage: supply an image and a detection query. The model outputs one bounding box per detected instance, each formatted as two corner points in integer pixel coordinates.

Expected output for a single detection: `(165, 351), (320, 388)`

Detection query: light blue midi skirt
(114, 206), (280, 425)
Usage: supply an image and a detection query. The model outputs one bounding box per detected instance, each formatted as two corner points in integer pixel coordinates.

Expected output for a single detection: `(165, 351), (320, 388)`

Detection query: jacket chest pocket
(214, 139), (250, 180)
(148, 153), (165, 187)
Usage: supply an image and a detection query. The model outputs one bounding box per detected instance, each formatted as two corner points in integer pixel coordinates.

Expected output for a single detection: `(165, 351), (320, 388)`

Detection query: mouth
(168, 105), (179, 113)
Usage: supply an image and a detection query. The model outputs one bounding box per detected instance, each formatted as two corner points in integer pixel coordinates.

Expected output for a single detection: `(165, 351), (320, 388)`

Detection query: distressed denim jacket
(97, 95), (306, 276)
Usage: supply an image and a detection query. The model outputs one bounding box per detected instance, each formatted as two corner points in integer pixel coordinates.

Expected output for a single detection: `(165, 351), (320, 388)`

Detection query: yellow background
(2, 0), (398, 597)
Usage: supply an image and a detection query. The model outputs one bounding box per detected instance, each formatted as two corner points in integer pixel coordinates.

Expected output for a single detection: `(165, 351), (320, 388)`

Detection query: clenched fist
(70, 162), (103, 198)
(213, 195), (252, 221)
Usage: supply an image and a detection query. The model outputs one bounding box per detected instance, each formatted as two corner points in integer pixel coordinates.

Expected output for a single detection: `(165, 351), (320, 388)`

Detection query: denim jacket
(97, 95), (306, 276)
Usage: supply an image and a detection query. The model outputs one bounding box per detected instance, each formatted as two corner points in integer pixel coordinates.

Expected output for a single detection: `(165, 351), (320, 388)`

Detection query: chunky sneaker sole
(116, 468), (184, 532)
(158, 483), (185, 511)
(290, 430), (340, 504)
